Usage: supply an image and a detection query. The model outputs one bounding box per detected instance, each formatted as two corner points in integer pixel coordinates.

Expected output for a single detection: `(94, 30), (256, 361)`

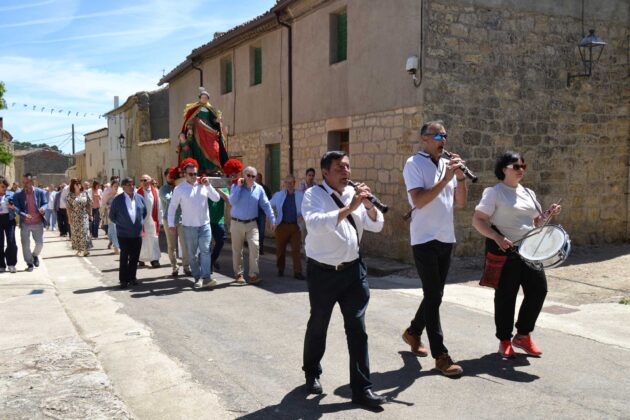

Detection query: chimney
(114, 96), (120, 108)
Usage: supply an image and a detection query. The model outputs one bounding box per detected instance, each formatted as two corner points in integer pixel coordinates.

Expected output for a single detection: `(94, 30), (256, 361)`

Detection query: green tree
(0, 81), (5, 110)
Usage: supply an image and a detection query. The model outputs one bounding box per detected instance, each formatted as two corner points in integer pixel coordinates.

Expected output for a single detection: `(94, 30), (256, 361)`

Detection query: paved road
(77, 235), (629, 419)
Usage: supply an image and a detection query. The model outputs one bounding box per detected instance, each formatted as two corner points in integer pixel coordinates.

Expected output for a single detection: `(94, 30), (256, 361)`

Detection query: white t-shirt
(403, 152), (458, 245)
(475, 183), (541, 242)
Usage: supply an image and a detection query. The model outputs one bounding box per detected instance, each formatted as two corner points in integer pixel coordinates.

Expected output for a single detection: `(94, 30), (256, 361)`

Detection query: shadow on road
(457, 353), (539, 383)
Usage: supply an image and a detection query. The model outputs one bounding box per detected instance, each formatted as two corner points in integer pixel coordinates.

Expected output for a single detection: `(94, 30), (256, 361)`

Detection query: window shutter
(254, 48), (262, 85)
(225, 61), (233, 93)
(337, 14), (347, 62)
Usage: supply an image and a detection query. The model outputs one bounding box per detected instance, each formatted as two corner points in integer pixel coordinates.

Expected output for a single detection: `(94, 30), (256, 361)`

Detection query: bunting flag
(2, 100), (107, 119)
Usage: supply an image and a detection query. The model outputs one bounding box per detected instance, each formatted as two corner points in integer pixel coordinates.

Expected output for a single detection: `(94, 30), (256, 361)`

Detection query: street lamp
(118, 133), (126, 149)
(567, 29), (607, 87)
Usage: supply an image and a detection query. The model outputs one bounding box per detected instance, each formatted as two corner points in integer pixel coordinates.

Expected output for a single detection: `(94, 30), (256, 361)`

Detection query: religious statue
(177, 87), (229, 174)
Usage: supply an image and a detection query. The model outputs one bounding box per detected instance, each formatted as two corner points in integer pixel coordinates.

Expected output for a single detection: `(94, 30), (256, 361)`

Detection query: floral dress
(68, 191), (92, 254)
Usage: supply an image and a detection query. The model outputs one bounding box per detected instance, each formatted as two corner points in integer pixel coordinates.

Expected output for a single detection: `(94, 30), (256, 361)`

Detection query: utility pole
(71, 123), (75, 166)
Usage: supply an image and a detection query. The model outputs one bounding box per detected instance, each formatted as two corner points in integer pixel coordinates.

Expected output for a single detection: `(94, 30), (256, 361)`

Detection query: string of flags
(1, 98), (105, 119)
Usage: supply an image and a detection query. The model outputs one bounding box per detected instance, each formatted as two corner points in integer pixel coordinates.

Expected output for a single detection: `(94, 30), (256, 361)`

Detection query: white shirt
(475, 183), (541, 242)
(47, 191), (57, 210)
(403, 152), (459, 245)
(124, 193), (137, 221)
(168, 181), (220, 227)
(59, 186), (70, 209)
(302, 180), (384, 266)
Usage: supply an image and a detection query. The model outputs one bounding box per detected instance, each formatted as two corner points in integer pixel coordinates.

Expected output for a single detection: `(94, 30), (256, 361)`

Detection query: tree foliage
(12, 140), (60, 152)
(0, 81), (5, 110)
(0, 143), (13, 165)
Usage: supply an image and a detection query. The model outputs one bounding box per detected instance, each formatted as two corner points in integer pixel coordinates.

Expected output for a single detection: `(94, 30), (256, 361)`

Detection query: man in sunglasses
(229, 166), (276, 285)
(167, 162), (221, 288)
(401, 120), (468, 377)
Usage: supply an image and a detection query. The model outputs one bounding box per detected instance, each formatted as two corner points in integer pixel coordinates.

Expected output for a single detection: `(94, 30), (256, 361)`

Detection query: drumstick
(512, 198), (563, 246)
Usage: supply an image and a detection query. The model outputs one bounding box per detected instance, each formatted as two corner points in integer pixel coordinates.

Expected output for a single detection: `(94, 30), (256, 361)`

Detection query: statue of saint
(178, 88), (228, 174)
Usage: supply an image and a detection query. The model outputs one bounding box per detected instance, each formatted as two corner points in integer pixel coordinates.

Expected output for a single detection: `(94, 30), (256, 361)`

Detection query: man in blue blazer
(109, 177), (147, 289)
(270, 174), (305, 279)
(13, 173), (48, 272)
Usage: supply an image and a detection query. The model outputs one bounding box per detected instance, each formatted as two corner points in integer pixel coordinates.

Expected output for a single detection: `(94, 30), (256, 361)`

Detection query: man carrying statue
(178, 87), (229, 175)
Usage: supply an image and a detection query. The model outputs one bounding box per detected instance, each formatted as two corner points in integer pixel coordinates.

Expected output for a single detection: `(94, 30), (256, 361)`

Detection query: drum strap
(523, 187), (544, 218)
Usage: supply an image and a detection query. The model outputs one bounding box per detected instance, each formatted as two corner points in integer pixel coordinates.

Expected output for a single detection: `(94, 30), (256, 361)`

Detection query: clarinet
(347, 180), (389, 213)
(443, 149), (478, 183)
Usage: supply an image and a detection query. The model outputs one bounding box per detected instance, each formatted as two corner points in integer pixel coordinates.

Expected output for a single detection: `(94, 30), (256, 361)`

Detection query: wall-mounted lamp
(567, 29), (607, 87)
(118, 133), (128, 149)
(406, 55), (422, 87)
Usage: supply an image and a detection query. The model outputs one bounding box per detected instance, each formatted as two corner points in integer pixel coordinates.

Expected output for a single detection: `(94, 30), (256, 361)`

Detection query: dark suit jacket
(13, 187), (48, 226)
(108, 193), (147, 238)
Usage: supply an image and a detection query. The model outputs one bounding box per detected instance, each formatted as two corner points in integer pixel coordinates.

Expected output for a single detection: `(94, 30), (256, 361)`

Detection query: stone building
(84, 127), (109, 181)
(160, 0), (629, 260)
(0, 118), (15, 182)
(65, 150), (87, 181)
(14, 149), (73, 187)
(103, 88), (171, 182)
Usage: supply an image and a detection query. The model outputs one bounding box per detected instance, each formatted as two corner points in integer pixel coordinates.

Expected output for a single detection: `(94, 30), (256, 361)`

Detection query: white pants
(231, 220), (259, 277)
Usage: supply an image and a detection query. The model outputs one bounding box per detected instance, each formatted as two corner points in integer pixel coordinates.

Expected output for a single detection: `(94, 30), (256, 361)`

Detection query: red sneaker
(512, 335), (542, 356)
(498, 339), (515, 358)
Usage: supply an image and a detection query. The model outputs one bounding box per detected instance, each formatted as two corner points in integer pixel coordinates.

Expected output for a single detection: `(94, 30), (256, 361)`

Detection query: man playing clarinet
(301, 151), (387, 408)
(401, 120), (468, 376)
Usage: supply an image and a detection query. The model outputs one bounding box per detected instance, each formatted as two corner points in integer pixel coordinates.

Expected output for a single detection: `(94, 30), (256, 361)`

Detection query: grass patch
(619, 297), (630, 305)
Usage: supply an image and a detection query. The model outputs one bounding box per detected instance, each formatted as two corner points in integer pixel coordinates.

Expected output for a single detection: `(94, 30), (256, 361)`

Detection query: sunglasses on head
(506, 163), (527, 171)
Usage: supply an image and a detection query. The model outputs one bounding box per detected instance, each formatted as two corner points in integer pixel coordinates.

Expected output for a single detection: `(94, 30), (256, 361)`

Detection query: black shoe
(26, 264), (34, 272)
(352, 389), (386, 408)
(33, 256), (39, 267)
(184, 269), (193, 277)
(120, 282), (128, 289)
(278, 270), (284, 277)
(130, 279), (139, 286)
(260, 250), (265, 255)
(305, 377), (322, 394)
(138, 261), (146, 267)
(150, 260), (160, 268)
(294, 273), (305, 280)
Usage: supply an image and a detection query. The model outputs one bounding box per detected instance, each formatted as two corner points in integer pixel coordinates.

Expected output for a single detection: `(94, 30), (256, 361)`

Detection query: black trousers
(302, 258), (371, 396)
(409, 240), (452, 358)
(57, 209), (69, 236)
(0, 214), (17, 267)
(118, 236), (142, 285)
(495, 255), (547, 340)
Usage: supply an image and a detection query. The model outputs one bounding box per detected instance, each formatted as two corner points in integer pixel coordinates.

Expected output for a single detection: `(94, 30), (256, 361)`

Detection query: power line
(13, 132), (72, 143)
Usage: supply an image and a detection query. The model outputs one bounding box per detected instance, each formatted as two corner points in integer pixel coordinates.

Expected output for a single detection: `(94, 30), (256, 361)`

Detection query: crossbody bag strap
(318, 185), (360, 243)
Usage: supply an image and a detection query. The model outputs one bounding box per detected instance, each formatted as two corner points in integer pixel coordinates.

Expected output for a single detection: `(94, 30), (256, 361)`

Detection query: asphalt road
(79, 235), (629, 419)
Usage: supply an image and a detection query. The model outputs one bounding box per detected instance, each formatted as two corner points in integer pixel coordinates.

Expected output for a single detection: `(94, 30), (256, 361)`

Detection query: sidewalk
(0, 238), (132, 418)
(1, 232), (229, 419)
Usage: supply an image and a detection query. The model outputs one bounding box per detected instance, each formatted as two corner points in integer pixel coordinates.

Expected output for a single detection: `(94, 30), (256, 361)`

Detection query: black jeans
(90, 208), (100, 238)
(57, 209), (69, 236)
(117, 236), (142, 285)
(0, 214), (17, 267)
(409, 240), (453, 358)
(495, 255), (547, 340)
(303, 258), (371, 396)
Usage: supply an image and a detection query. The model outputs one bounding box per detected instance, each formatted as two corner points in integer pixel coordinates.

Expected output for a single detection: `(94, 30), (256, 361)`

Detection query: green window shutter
(337, 13), (347, 62)
(225, 61), (232, 93)
(254, 48), (262, 85)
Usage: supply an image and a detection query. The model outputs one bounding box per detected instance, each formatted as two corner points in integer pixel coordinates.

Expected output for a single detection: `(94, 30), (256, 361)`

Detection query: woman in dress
(472, 151), (561, 358)
(67, 178), (92, 257)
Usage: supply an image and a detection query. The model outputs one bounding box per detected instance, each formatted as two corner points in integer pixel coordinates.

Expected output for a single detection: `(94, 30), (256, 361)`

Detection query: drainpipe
(191, 61), (203, 87)
(276, 13), (294, 175)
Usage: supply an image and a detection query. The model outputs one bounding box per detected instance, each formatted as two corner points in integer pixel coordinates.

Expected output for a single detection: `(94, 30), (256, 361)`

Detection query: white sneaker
(193, 278), (203, 288)
(206, 279), (218, 288)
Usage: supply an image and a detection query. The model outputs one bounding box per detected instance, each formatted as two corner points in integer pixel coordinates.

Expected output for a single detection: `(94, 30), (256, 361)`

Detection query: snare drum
(518, 224), (571, 269)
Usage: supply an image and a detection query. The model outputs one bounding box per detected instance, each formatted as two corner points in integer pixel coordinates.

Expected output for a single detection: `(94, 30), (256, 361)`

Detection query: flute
(443, 149), (478, 183)
(348, 180), (389, 213)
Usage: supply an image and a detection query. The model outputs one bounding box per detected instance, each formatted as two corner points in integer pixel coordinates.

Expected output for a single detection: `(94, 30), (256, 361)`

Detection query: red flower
(167, 166), (180, 180)
(180, 158), (199, 171)
(223, 159), (243, 176)
(182, 146), (190, 151)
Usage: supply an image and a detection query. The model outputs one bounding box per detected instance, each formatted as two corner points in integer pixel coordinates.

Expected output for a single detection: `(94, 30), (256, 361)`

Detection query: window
(327, 130), (349, 155)
(250, 46), (262, 85)
(102, 152), (105, 166)
(89, 153), (92, 166)
(265, 144), (281, 193)
(330, 10), (347, 64)
(221, 57), (233, 94)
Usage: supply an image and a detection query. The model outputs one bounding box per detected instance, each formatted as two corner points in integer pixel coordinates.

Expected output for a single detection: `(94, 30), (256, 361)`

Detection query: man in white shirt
(168, 162), (220, 288)
(401, 120), (467, 377)
(301, 151), (386, 408)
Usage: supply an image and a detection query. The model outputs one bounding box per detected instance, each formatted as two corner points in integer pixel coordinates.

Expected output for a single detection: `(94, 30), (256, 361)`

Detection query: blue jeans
(108, 223), (119, 249)
(183, 224), (212, 280)
(210, 223), (226, 274)
(44, 209), (57, 230)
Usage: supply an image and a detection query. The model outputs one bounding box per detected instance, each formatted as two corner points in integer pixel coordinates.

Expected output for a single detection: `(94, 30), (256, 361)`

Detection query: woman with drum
(472, 151), (561, 358)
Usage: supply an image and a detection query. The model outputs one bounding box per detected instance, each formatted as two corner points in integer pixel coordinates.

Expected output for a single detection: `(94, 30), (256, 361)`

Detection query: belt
(308, 258), (358, 271)
(280, 221), (298, 224)
(232, 217), (257, 223)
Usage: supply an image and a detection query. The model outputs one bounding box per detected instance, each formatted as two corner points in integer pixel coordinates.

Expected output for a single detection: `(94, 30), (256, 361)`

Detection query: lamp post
(567, 29), (607, 87)
(118, 133), (126, 168)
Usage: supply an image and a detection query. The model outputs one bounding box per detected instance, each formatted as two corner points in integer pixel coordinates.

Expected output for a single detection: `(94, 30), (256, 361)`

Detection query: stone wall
(421, 1), (629, 255)
(137, 139), (175, 184)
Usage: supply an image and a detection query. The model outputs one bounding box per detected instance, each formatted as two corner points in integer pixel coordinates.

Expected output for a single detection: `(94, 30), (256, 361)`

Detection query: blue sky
(0, 0), (275, 153)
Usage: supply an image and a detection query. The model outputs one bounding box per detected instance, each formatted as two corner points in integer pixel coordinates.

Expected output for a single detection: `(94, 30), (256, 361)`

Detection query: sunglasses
(140, 179), (150, 182)
(186, 172), (198, 177)
(245, 174), (256, 178)
(427, 133), (448, 141)
(506, 163), (527, 171)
